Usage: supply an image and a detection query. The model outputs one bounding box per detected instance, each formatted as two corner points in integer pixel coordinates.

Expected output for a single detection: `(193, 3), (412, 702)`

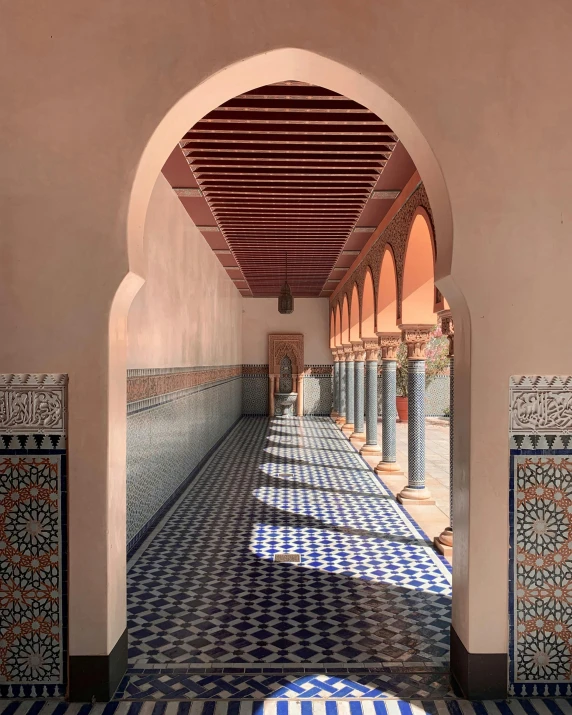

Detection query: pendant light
(278, 251), (294, 314)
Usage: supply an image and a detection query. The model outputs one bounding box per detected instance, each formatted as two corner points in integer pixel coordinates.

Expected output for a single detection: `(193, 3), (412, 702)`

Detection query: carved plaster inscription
(0, 374), (68, 434)
(510, 376), (572, 435)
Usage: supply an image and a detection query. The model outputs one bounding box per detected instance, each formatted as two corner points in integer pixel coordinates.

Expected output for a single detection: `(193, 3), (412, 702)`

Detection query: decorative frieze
(127, 366), (241, 404)
(510, 376), (572, 435)
(400, 325), (432, 360)
(0, 373), (67, 434)
(379, 332), (401, 360)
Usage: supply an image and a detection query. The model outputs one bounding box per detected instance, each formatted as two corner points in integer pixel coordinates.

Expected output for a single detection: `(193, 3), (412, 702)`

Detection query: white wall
(127, 174), (243, 368)
(242, 298), (332, 365)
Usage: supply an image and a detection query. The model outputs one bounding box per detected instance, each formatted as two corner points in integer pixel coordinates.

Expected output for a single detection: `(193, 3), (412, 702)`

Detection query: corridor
(120, 417), (452, 700)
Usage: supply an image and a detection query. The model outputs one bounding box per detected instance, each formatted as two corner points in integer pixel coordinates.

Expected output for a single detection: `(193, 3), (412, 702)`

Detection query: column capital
(352, 341), (366, 362)
(362, 338), (379, 362)
(399, 324), (433, 359)
(344, 345), (355, 362)
(438, 309), (455, 357)
(378, 332), (401, 360)
(331, 348), (339, 362)
(337, 347), (346, 362)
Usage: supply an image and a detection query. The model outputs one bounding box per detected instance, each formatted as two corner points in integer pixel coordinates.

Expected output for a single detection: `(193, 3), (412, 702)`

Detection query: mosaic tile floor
(124, 417), (452, 699)
(3, 701), (572, 715)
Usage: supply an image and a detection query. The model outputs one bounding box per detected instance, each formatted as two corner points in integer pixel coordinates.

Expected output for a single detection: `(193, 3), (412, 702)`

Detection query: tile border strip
(127, 376), (241, 415)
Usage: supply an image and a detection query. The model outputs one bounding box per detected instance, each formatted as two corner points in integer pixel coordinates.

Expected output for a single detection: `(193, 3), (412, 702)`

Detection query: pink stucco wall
(242, 298), (332, 366)
(127, 174), (242, 369)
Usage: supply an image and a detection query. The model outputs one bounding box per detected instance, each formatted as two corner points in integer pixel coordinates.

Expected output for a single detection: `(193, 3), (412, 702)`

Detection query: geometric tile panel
(4, 700), (572, 714)
(127, 417), (451, 673)
(424, 377), (450, 418)
(509, 375), (572, 696)
(0, 372), (68, 699)
(242, 376), (268, 416)
(127, 377), (242, 546)
(509, 450), (572, 696)
(303, 377), (332, 416)
(376, 374), (450, 418)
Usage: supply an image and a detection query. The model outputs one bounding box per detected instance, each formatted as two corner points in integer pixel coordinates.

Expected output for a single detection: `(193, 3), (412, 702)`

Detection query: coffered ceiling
(162, 82), (416, 297)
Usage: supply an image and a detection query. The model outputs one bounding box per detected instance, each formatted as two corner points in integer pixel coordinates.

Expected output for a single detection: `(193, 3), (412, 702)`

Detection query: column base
(68, 628), (128, 702)
(434, 526), (453, 556)
(342, 422), (355, 435)
(330, 411), (339, 419)
(450, 626), (508, 699)
(360, 443), (382, 456)
(397, 486), (435, 505)
(350, 431), (366, 441)
(335, 416), (346, 427)
(375, 460), (403, 475)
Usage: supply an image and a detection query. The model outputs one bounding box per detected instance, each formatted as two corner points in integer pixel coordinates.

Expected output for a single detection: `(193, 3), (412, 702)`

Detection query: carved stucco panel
(510, 376), (572, 435)
(0, 374), (68, 434)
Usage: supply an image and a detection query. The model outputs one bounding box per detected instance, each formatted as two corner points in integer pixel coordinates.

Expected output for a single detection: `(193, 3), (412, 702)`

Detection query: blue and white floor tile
(122, 417), (452, 699)
(3, 701), (572, 715)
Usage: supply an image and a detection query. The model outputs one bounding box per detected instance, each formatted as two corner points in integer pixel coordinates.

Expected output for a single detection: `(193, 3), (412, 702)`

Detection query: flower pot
(396, 396), (408, 422)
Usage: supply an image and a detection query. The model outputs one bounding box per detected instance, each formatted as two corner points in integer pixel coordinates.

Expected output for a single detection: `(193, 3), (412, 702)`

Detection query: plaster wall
(2, 0), (572, 671)
(242, 298), (332, 365)
(125, 172), (242, 555)
(127, 173), (242, 368)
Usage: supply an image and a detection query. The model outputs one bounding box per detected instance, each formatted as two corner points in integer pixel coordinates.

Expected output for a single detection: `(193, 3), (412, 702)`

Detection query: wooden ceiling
(163, 82), (417, 297)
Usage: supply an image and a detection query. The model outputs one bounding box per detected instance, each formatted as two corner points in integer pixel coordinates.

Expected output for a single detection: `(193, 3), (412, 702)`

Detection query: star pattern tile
(126, 416), (451, 676)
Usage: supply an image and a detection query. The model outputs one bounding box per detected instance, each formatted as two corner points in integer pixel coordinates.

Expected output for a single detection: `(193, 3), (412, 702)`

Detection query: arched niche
(329, 309), (336, 349)
(335, 303), (342, 347)
(401, 208), (437, 325)
(341, 295), (350, 345)
(361, 268), (376, 338)
(349, 284), (360, 342)
(377, 247), (399, 331)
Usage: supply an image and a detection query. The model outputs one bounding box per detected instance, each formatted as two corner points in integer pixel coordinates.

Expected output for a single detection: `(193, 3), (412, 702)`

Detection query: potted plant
(395, 325), (449, 422)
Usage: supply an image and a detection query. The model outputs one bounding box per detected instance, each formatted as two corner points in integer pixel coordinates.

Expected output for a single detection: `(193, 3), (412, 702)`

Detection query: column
(342, 346), (355, 433)
(360, 339), (382, 455)
(269, 374), (276, 416)
(397, 326), (434, 504)
(331, 349), (339, 418)
(351, 342), (366, 440)
(336, 347), (346, 426)
(435, 311), (454, 552)
(375, 333), (403, 474)
(297, 372), (304, 417)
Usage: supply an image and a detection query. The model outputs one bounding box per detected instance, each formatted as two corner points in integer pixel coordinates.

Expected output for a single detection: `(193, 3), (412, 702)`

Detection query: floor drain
(273, 553), (301, 563)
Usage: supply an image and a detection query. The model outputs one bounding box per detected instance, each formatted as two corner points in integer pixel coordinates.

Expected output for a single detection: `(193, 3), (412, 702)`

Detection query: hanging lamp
(278, 251), (294, 314)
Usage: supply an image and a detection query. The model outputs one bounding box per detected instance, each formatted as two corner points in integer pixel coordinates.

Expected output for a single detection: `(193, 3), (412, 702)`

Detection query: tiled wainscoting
(242, 366), (333, 416)
(126, 367), (242, 554)
(509, 376), (572, 695)
(0, 374), (68, 698)
(376, 372), (450, 417)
